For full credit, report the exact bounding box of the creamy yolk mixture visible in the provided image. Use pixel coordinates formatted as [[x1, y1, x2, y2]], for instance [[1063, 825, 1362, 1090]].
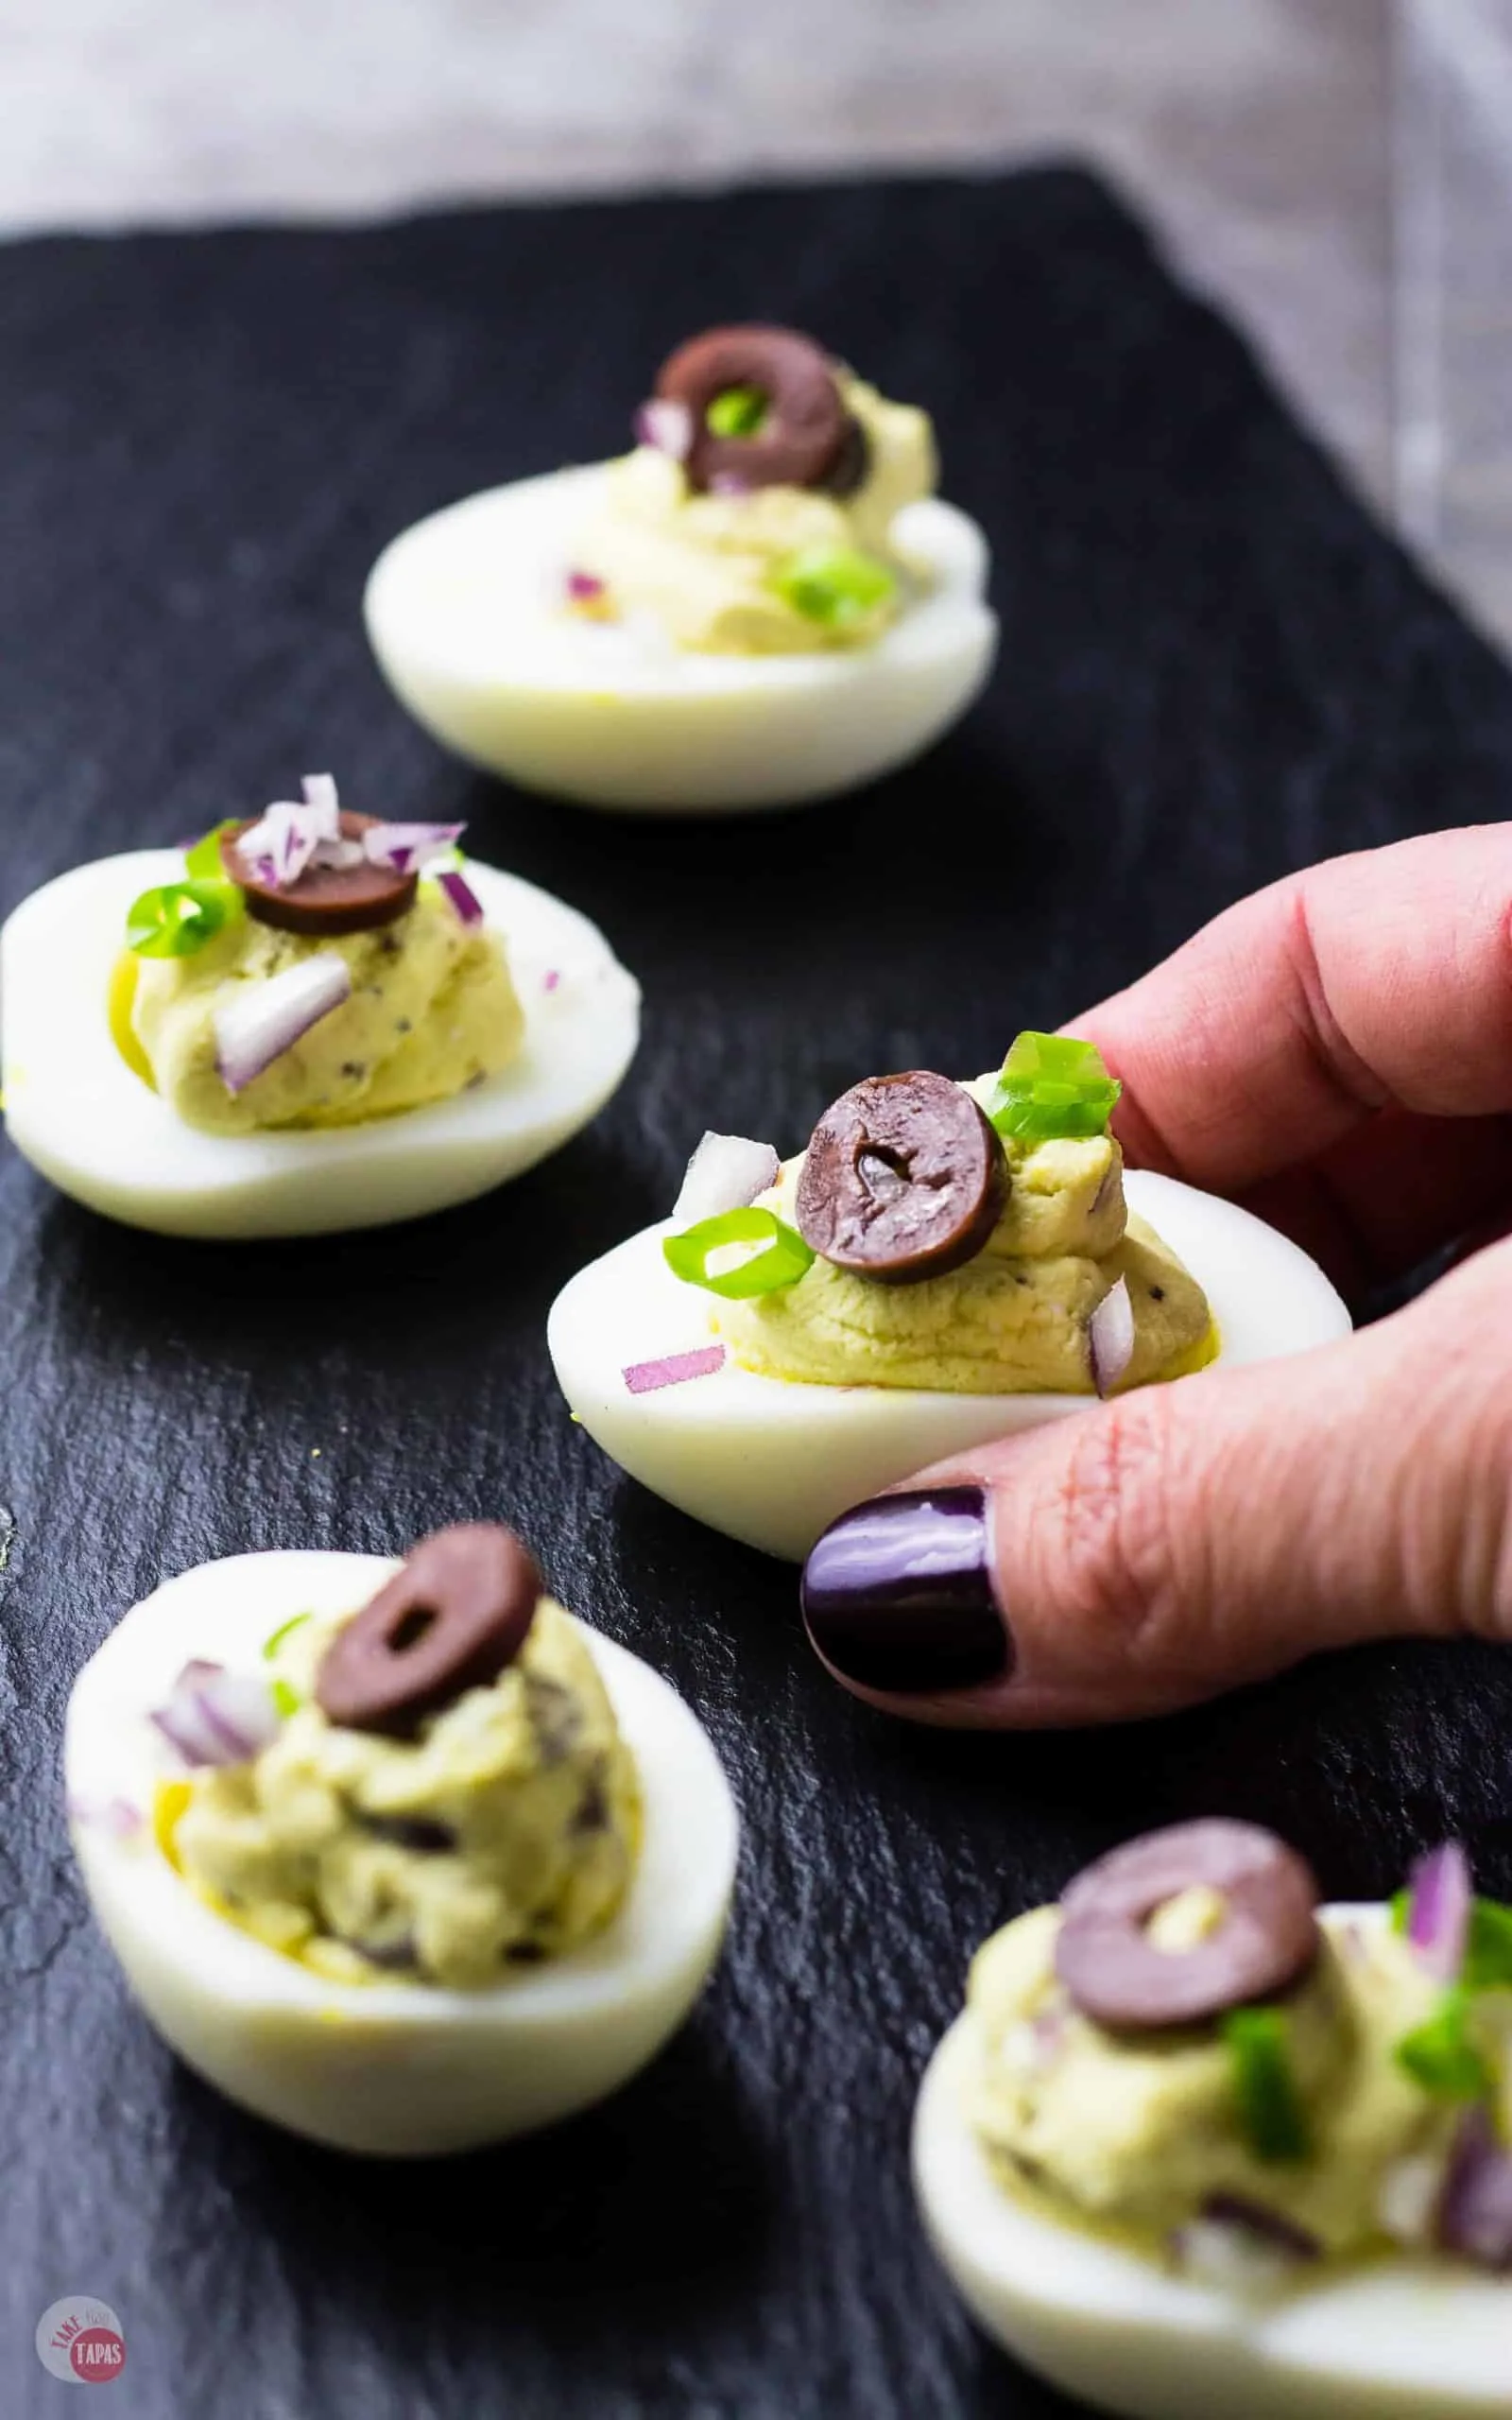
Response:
[[168, 1599, 640, 1990], [714, 1107, 1215, 1395], [115, 886, 524, 1135], [573, 376, 937, 655]]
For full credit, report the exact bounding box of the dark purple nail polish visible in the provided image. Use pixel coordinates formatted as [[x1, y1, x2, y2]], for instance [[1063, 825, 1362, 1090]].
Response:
[[800, 1485, 1010, 1694]]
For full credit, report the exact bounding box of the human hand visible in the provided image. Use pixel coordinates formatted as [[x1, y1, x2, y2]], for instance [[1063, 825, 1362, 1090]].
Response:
[[800, 826, 1512, 1725]]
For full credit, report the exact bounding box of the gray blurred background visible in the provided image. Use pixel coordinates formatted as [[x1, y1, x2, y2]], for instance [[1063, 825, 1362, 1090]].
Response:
[[6, 0, 1510, 646]]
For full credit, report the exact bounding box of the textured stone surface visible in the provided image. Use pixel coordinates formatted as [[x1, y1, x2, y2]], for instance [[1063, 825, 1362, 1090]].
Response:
[[12, 1, 1512, 646], [2, 169, 1510, 2420], [0, 1, 1395, 501]]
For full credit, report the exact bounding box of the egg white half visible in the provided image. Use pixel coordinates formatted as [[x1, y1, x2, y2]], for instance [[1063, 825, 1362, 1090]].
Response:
[[1, 849, 641, 1238], [912, 1909, 1508, 2420], [65, 1549, 738, 2156], [547, 1169, 1351, 1562], [363, 463, 998, 812]]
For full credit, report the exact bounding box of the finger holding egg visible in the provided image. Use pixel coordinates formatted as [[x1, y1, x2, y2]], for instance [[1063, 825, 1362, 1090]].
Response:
[[65, 1526, 738, 2155], [363, 323, 996, 812], [548, 1034, 1349, 1560], [1, 773, 641, 1238]]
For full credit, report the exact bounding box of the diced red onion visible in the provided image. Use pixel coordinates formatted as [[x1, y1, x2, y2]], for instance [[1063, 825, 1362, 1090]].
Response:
[[1378, 2152, 1447, 2246], [236, 799, 321, 890], [673, 1131, 781, 1222], [362, 821, 466, 875], [1089, 1276, 1135, 1396], [635, 397, 694, 460], [1438, 2106, 1512, 2270], [1405, 1840, 1473, 1980], [67, 1793, 144, 1839], [1172, 2199, 1318, 2293], [709, 470, 754, 496], [623, 1345, 727, 1395], [438, 869, 484, 927], [311, 836, 365, 872], [214, 953, 352, 1095], [1200, 2196, 1320, 2261], [1000, 2005, 1069, 2076], [301, 772, 340, 838], [542, 968, 561, 994], [565, 569, 607, 603], [149, 1660, 282, 1769]]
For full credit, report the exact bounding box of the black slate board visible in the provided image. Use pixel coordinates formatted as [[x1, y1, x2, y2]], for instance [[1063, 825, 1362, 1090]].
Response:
[[3, 167, 1511, 2420]]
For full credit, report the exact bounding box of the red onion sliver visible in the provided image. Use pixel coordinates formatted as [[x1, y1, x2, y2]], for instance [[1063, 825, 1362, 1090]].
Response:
[[311, 836, 365, 872], [635, 397, 694, 461], [301, 772, 340, 838], [1378, 2152, 1446, 2246], [1406, 1840, 1474, 1980], [236, 799, 322, 890], [150, 1661, 282, 1770], [438, 869, 484, 927], [623, 1345, 726, 1395], [542, 968, 561, 993], [1171, 2202, 1317, 2294], [673, 1131, 782, 1222], [67, 1793, 144, 1839], [1089, 1275, 1135, 1397], [362, 821, 466, 875], [1200, 2196, 1320, 2262], [214, 954, 352, 1096], [565, 569, 607, 603], [1438, 2105, 1512, 2270]]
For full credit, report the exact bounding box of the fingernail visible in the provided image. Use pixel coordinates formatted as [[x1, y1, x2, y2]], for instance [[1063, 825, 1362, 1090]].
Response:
[[800, 1485, 1011, 1694]]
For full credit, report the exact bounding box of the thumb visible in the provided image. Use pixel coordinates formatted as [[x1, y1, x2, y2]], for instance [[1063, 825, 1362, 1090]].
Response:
[[799, 1234, 1512, 1727]]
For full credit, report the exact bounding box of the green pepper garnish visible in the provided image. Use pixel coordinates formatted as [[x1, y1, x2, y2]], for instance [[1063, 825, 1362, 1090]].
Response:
[[262, 1612, 313, 1661], [1223, 2007, 1312, 2163], [988, 1031, 1122, 1144], [1396, 1986, 1493, 2101], [184, 820, 240, 881], [270, 1678, 302, 1719], [125, 879, 239, 959], [663, 1206, 816, 1300], [706, 384, 769, 439], [769, 544, 897, 630]]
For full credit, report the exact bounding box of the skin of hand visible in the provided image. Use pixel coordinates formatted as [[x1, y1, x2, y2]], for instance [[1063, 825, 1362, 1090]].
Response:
[[799, 825, 1512, 1726]]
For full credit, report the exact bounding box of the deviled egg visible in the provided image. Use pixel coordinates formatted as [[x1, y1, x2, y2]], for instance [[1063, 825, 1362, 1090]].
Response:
[[364, 323, 996, 811], [66, 1525, 738, 2154], [548, 1036, 1349, 1560], [1, 774, 640, 1237], [913, 1821, 1512, 2419]]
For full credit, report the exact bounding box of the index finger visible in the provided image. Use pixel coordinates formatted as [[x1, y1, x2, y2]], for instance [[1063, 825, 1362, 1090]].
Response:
[[1074, 824, 1512, 1192]]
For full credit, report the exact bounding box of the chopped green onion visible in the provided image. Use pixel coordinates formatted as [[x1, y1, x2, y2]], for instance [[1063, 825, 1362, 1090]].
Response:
[[663, 1206, 816, 1300], [1392, 1888, 1512, 1992], [184, 819, 240, 880], [988, 1030, 1123, 1143], [270, 1678, 302, 1719], [1396, 1986, 1493, 2101], [125, 879, 238, 959], [706, 383, 768, 439], [1466, 1898, 1512, 1991], [770, 544, 897, 630], [262, 1612, 313, 1661], [1223, 2007, 1312, 2163]]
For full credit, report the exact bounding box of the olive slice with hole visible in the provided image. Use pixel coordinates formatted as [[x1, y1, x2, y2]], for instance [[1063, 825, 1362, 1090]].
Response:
[[223, 810, 417, 937], [795, 1070, 1007, 1285], [654, 324, 856, 495], [1053, 1819, 1321, 2031], [316, 1524, 541, 1738]]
